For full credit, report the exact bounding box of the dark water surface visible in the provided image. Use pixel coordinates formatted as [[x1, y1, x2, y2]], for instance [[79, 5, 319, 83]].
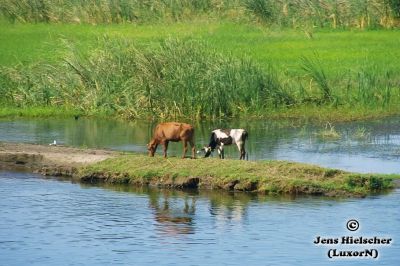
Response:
[[0, 171, 399, 266], [0, 116, 399, 173]]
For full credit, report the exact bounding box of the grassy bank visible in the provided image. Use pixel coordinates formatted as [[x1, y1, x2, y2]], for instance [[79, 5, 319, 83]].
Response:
[[1, 142, 398, 197], [3, 105, 400, 123], [0, 106, 83, 118], [79, 153, 398, 197], [1, 22, 400, 121]]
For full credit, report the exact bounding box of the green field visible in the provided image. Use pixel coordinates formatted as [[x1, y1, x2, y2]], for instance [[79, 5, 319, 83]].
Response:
[[1, 20, 400, 121], [2, 22, 399, 75]]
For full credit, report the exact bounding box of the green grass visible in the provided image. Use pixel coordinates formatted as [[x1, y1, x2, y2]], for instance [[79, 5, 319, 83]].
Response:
[[1, 21, 400, 121], [79, 153, 399, 197], [0, 106, 81, 118], [1, 22, 400, 77]]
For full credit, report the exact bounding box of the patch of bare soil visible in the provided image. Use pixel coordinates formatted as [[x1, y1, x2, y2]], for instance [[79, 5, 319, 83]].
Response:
[[0, 142, 117, 175]]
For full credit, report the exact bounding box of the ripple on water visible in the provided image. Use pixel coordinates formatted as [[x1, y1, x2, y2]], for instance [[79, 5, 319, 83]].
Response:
[[0, 171, 399, 266]]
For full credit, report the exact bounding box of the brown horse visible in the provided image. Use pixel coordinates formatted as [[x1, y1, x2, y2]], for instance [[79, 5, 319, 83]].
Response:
[[147, 122, 196, 158]]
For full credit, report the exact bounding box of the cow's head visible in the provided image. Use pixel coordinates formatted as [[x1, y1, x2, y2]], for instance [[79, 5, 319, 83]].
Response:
[[147, 139, 158, 157], [199, 146, 213, 158]]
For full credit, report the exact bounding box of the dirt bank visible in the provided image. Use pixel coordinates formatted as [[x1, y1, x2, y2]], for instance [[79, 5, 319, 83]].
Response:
[[0, 142, 116, 176]]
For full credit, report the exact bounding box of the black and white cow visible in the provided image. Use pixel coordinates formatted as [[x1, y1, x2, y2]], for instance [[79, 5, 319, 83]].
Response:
[[200, 129, 248, 160]]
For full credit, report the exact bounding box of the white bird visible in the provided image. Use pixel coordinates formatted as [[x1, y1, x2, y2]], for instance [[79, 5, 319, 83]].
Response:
[[49, 140, 57, 146]]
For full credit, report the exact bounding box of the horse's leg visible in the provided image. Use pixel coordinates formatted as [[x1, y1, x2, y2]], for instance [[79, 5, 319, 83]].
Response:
[[189, 139, 196, 159], [162, 141, 169, 158], [182, 140, 188, 159]]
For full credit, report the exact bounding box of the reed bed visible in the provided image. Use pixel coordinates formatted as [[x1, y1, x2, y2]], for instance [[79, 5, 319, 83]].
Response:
[[1, 0, 399, 29], [1, 35, 399, 120], [0, 38, 292, 119]]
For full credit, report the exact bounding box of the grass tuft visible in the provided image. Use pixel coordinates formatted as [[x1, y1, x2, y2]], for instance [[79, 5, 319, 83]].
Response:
[[315, 122, 341, 139]]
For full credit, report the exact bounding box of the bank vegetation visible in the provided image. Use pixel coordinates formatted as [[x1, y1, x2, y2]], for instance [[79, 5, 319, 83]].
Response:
[[1, 0, 400, 29], [1, 37, 399, 121]]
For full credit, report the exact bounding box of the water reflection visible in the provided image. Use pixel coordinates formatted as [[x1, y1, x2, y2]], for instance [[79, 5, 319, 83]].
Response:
[[1, 172, 399, 266], [148, 190, 196, 236], [208, 192, 250, 223], [0, 116, 399, 173], [93, 183, 348, 237]]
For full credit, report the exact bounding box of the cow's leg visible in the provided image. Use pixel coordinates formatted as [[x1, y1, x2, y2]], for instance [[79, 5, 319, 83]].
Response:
[[241, 145, 246, 160], [236, 142, 242, 159], [162, 141, 169, 158], [236, 141, 245, 160], [218, 144, 225, 159], [182, 140, 188, 159]]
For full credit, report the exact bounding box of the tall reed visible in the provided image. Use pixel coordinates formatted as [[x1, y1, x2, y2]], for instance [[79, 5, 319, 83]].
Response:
[[1, 36, 399, 120], [0, 37, 292, 119], [1, 0, 399, 29], [301, 55, 332, 103]]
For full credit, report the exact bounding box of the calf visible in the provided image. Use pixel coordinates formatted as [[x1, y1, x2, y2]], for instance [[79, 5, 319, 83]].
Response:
[[147, 122, 196, 159], [201, 129, 248, 160]]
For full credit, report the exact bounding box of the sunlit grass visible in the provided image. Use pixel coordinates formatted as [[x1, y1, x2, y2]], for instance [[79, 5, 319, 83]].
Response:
[[0, 106, 82, 118], [1, 22, 400, 77], [79, 153, 398, 196], [1, 21, 400, 121]]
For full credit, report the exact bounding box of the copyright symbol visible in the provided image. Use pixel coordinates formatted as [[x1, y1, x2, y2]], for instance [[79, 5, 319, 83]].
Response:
[[346, 219, 359, 231]]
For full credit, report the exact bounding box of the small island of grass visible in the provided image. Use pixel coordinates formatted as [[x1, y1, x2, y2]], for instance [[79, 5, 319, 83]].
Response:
[[1, 142, 398, 197]]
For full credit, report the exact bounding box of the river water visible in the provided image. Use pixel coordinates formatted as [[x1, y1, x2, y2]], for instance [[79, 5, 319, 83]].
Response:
[[0, 171, 399, 266], [0, 116, 399, 173], [0, 117, 399, 265]]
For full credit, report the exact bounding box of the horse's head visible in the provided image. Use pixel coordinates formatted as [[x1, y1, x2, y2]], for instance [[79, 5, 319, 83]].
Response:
[[147, 139, 158, 157]]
